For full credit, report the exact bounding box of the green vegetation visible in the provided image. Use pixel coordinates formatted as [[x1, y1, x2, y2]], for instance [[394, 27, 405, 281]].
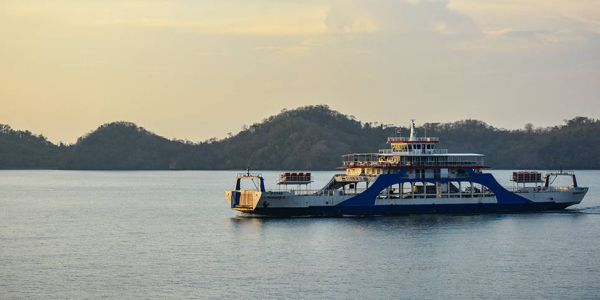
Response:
[[0, 124, 61, 169], [1, 106, 599, 170]]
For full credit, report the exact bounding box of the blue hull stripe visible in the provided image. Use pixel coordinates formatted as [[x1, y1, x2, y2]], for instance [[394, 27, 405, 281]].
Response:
[[340, 170, 532, 207]]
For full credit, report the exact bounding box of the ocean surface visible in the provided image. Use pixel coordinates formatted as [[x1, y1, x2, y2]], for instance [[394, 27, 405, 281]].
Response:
[[1, 170, 600, 299]]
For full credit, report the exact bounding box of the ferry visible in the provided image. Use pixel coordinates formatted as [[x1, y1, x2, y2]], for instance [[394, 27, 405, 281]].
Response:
[[225, 121, 588, 216]]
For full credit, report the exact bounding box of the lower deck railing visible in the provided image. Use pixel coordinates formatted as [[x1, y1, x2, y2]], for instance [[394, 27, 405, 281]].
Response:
[[269, 189, 496, 198], [376, 192, 495, 199]]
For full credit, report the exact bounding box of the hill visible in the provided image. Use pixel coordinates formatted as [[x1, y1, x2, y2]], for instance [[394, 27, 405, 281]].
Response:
[[61, 122, 192, 170], [0, 124, 60, 168], [1, 105, 599, 170]]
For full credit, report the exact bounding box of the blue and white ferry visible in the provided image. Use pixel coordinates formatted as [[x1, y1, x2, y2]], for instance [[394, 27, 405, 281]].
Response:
[[225, 121, 588, 216]]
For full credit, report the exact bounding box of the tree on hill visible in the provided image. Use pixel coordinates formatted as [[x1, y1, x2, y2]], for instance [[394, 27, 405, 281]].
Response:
[[61, 121, 192, 170], [0, 124, 59, 168]]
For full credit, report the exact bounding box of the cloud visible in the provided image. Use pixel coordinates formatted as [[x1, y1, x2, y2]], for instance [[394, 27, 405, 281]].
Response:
[[1, 0, 333, 37], [448, 0, 600, 37], [324, 1, 379, 33], [454, 29, 587, 53], [96, 18, 329, 36], [97, 1, 381, 37]]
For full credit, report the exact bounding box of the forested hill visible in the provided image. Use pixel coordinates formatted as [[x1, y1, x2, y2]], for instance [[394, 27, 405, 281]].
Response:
[[1, 105, 599, 170]]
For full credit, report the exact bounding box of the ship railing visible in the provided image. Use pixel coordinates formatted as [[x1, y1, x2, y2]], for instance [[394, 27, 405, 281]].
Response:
[[284, 189, 497, 198], [343, 161, 381, 167], [333, 174, 373, 182], [285, 188, 369, 196], [507, 185, 575, 193], [288, 189, 329, 196], [387, 137, 439, 143], [378, 149, 449, 154], [378, 191, 496, 199], [338, 188, 369, 195], [547, 186, 575, 192], [545, 186, 576, 192], [403, 161, 483, 167], [237, 172, 262, 178], [342, 161, 484, 167]]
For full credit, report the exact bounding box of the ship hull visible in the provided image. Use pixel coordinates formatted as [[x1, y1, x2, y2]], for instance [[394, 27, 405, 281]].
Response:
[[243, 202, 573, 217], [227, 171, 587, 217]]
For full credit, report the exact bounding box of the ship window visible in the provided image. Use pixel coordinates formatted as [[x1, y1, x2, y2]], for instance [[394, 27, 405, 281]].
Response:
[[391, 184, 401, 199], [377, 184, 401, 200], [401, 182, 411, 198], [425, 182, 436, 196], [472, 183, 483, 196], [466, 183, 495, 197], [238, 178, 263, 191], [481, 185, 495, 196], [454, 181, 470, 197], [448, 182, 461, 197]]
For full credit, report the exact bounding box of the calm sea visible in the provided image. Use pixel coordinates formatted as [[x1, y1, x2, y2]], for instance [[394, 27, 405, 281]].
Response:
[[1, 170, 600, 299]]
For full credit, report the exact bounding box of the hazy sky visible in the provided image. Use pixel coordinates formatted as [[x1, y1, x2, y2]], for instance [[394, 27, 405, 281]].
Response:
[[1, 0, 599, 143]]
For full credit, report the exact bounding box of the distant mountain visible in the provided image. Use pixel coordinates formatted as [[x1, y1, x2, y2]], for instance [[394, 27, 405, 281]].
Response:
[[1, 105, 599, 170], [0, 124, 60, 169], [203, 106, 391, 170], [61, 122, 192, 170]]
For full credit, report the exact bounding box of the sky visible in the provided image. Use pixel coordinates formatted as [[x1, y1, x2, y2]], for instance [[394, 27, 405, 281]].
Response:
[[1, 0, 599, 143]]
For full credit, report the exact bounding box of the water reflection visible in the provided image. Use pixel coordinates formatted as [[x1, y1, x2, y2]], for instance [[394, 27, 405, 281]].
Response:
[[228, 213, 503, 230], [228, 209, 593, 234], [574, 205, 600, 214]]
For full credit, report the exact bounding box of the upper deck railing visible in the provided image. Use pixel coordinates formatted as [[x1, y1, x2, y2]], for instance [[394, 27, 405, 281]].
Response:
[[236, 172, 262, 178], [342, 153, 485, 168], [379, 149, 449, 155], [387, 137, 439, 143], [343, 160, 484, 168]]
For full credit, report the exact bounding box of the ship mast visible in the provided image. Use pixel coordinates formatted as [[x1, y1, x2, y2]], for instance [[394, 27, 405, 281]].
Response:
[[409, 119, 416, 141]]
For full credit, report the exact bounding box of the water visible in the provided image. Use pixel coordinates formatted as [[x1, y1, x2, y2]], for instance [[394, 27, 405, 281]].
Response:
[[1, 170, 600, 299]]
